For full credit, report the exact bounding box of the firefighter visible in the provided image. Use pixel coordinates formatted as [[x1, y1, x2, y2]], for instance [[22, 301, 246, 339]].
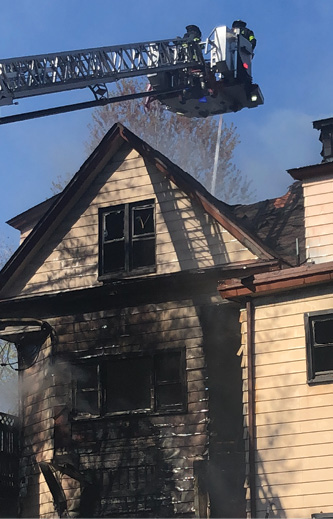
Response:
[[183, 24, 202, 43], [232, 20, 256, 98], [232, 20, 256, 51], [178, 24, 204, 103], [181, 25, 202, 60]]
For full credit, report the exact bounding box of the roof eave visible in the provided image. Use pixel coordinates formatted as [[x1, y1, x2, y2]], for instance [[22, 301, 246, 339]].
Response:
[[288, 161, 333, 181], [218, 260, 333, 300]]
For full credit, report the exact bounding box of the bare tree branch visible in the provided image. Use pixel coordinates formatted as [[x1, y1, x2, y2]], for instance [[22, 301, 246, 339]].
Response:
[[85, 78, 255, 203]]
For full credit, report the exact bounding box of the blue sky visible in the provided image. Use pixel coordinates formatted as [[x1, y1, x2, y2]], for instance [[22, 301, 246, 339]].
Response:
[[0, 0, 332, 252]]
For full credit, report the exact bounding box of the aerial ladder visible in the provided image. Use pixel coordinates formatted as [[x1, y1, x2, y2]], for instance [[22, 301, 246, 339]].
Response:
[[0, 25, 263, 124]]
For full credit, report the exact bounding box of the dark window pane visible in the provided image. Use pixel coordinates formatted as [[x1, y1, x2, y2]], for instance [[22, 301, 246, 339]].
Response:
[[156, 383, 183, 409], [155, 352, 183, 410], [131, 238, 155, 269], [77, 365, 99, 391], [104, 241, 125, 273], [314, 344, 333, 373], [105, 210, 124, 241], [76, 390, 99, 415], [155, 351, 181, 382], [132, 206, 154, 236], [314, 319, 333, 344], [106, 357, 151, 413], [75, 364, 99, 415]]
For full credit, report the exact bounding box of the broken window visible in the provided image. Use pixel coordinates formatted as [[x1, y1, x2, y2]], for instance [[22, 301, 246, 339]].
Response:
[[99, 200, 155, 278], [106, 357, 152, 413], [74, 363, 100, 416], [154, 351, 185, 411], [305, 311, 333, 383], [73, 350, 186, 416]]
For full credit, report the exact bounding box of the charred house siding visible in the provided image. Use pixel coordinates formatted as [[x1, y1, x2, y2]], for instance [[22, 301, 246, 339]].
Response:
[[6, 279, 245, 518]]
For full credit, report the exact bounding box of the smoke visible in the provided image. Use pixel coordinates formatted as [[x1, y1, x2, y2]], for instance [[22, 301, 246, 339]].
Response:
[[0, 341, 18, 414], [0, 370, 18, 414]]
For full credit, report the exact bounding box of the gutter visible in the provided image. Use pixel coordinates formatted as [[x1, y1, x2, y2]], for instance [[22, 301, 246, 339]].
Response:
[[246, 298, 256, 518]]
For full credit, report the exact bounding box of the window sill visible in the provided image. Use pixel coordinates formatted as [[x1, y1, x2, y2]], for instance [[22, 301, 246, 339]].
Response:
[[72, 406, 187, 421], [98, 266, 156, 282], [308, 372, 333, 385]]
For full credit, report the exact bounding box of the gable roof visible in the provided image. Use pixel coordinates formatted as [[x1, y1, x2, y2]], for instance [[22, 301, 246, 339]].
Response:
[[0, 122, 279, 294]]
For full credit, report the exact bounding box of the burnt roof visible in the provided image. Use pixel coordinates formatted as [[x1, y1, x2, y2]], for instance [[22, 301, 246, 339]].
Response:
[[231, 181, 305, 267]]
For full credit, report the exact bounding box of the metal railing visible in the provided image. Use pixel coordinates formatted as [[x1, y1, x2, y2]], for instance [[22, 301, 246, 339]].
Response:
[[0, 412, 19, 517]]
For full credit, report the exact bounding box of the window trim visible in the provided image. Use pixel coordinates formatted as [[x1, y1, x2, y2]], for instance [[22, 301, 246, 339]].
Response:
[[98, 199, 156, 280], [305, 310, 333, 384], [72, 350, 187, 418]]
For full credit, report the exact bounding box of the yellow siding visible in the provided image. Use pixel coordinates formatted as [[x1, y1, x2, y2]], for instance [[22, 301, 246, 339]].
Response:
[[242, 289, 333, 518], [8, 145, 256, 297], [304, 176, 333, 263], [20, 229, 32, 244]]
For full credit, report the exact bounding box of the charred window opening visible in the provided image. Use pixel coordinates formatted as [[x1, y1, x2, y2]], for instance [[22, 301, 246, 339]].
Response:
[[305, 311, 333, 383], [99, 200, 155, 278], [103, 208, 125, 273], [155, 351, 185, 411], [75, 363, 100, 416], [73, 350, 186, 416], [106, 357, 152, 413], [106, 465, 156, 495]]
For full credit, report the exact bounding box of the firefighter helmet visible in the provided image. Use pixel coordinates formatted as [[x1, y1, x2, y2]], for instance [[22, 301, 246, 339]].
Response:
[[232, 20, 247, 29]]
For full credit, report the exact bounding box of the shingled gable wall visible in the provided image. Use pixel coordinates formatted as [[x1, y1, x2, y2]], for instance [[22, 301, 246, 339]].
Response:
[[0, 125, 276, 518], [2, 143, 258, 300]]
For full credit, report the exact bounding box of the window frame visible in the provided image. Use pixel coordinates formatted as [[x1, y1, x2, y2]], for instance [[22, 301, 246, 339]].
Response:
[[72, 361, 102, 417], [72, 350, 187, 418], [98, 199, 156, 280], [305, 310, 333, 384]]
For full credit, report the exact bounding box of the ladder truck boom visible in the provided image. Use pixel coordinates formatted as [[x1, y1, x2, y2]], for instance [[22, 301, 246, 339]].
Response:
[[0, 38, 204, 106], [0, 25, 263, 123]]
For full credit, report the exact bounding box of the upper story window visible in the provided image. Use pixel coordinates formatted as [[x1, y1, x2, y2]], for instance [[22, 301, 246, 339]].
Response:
[[305, 310, 333, 383], [99, 199, 155, 279], [73, 350, 186, 417]]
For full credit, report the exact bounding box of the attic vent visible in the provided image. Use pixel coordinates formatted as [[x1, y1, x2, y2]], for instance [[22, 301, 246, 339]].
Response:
[[313, 117, 333, 163]]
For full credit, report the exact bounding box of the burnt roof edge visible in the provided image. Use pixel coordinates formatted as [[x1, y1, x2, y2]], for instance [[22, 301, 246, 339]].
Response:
[[218, 260, 333, 300]]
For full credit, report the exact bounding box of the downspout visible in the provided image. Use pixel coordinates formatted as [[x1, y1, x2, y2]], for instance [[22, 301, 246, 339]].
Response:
[[246, 298, 256, 518]]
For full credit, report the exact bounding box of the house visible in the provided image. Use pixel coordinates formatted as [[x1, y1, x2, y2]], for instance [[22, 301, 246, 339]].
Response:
[[218, 117, 333, 519], [0, 121, 302, 518]]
